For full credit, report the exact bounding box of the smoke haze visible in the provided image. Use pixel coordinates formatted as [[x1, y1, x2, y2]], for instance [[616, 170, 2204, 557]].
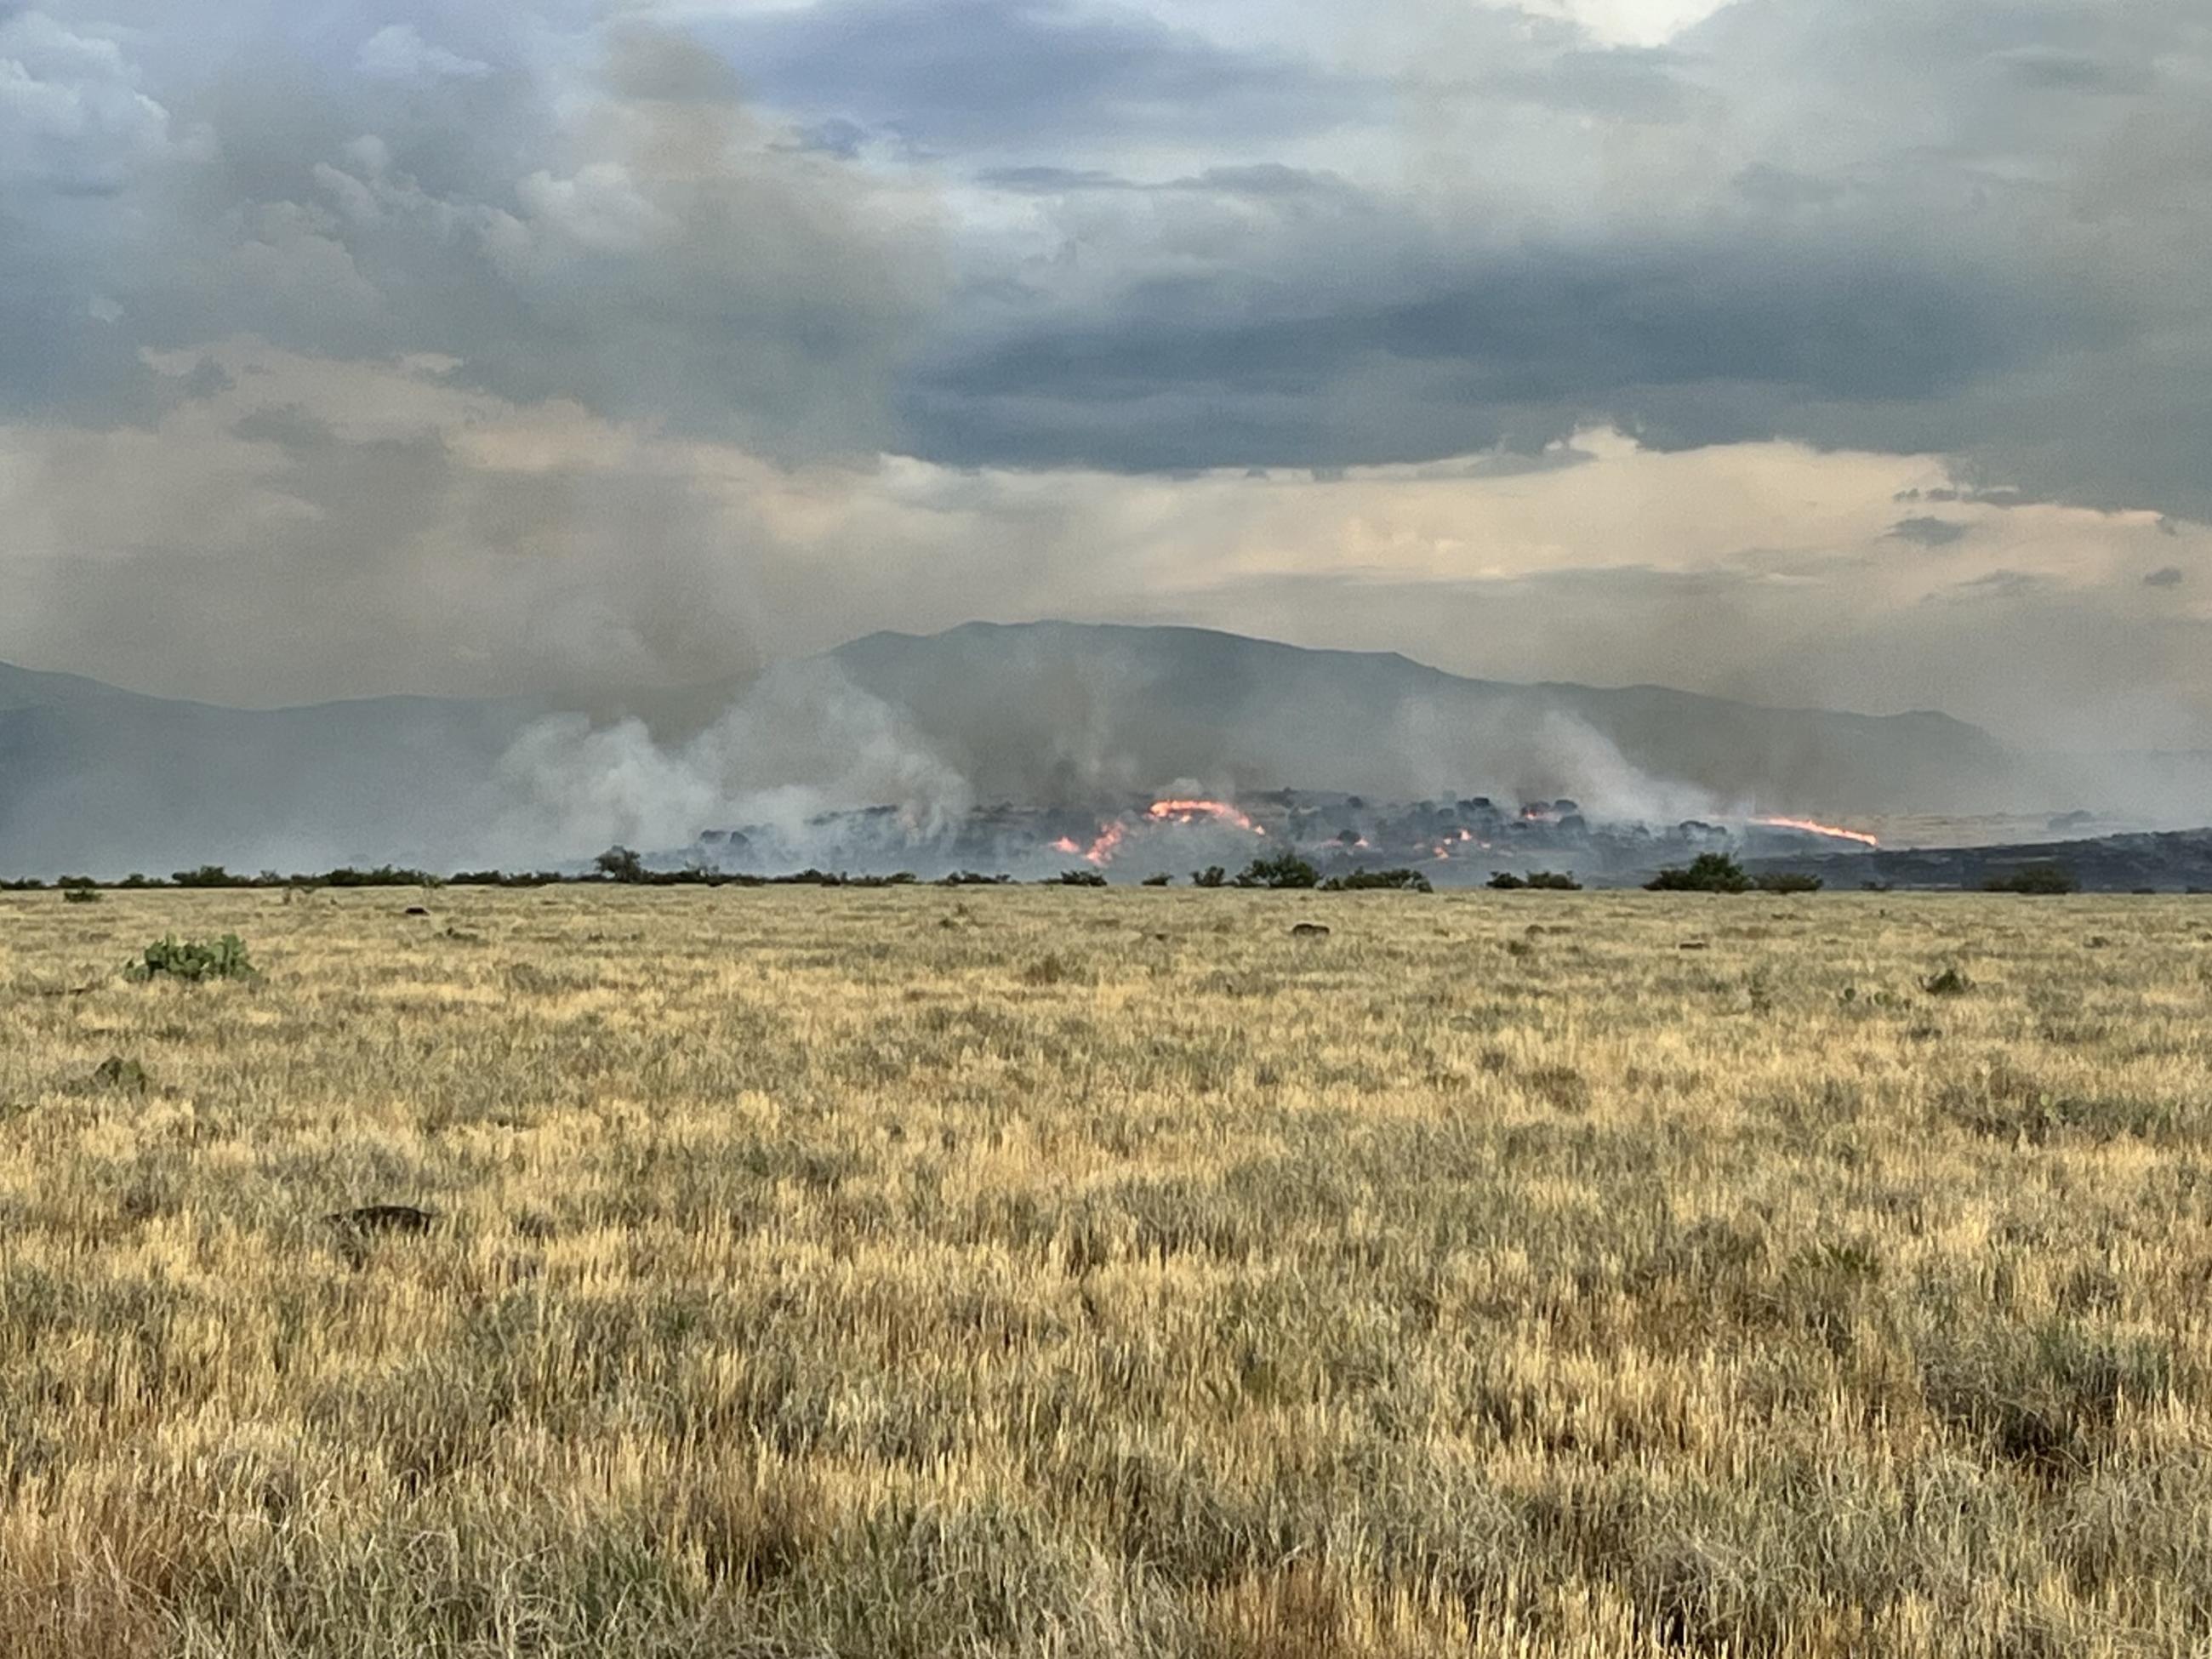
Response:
[[3, 0, 2209, 852]]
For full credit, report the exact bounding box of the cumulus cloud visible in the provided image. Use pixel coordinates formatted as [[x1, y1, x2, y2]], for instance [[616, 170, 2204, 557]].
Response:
[[1, 0, 2209, 783], [356, 24, 493, 85]]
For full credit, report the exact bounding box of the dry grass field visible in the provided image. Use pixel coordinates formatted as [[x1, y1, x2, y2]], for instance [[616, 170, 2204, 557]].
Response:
[[4, 887, 2212, 1657]]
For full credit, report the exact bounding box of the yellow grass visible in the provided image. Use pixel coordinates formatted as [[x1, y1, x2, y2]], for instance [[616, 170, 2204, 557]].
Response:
[[3, 886, 2210, 1656]]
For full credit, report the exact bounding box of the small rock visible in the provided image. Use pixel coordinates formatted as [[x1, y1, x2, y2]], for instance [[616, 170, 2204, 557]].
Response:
[[404, 906, 430, 917], [324, 1204, 436, 1235], [1678, 940, 1710, 951], [1290, 922, 1331, 939]]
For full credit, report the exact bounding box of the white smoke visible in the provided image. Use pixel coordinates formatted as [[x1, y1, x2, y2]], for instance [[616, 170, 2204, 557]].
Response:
[[1382, 696, 1725, 823], [487, 659, 974, 867]]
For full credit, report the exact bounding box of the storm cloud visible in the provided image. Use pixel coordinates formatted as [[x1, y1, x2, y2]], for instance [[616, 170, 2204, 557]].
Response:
[[1, 0, 2209, 761]]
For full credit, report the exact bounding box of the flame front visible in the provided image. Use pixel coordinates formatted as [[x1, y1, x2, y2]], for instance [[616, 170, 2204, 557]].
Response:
[[1757, 816, 1880, 848], [1147, 799, 1265, 835], [1050, 798, 1265, 868]]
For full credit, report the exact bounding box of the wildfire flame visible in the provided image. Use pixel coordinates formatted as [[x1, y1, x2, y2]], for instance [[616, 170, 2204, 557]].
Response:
[[1757, 816, 1880, 848], [1051, 798, 1268, 868], [1147, 799, 1265, 835], [1051, 822, 1128, 865]]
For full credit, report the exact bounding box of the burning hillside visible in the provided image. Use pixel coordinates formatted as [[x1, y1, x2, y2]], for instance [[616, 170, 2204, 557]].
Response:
[[682, 790, 1885, 887]]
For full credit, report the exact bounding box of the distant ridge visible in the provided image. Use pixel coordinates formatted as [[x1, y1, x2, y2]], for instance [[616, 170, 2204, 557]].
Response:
[[0, 620, 2046, 875], [823, 619, 2024, 812]]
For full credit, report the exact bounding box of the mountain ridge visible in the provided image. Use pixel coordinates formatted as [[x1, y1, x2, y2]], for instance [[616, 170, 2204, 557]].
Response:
[[0, 620, 2069, 875]]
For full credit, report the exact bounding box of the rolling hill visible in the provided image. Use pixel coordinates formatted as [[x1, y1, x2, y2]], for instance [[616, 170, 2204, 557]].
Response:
[[0, 622, 2051, 875]]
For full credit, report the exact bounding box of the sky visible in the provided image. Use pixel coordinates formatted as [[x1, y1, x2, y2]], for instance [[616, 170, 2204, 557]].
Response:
[[1, 0, 2208, 750]]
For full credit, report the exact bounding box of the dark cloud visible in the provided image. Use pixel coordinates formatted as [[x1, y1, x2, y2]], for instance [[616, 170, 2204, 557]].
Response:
[[2144, 566, 2185, 589], [0, 10, 942, 456], [902, 229, 2091, 470], [1989, 47, 2154, 95], [856, 0, 2207, 517], [1889, 516, 1971, 547], [3, 0, 2211, 753], [704, 0, 1377, 149]]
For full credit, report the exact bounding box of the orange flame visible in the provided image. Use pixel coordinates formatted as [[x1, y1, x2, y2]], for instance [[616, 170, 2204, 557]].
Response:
[[1052, 822, 1127, 865], [1756, 816, 1879, 847], [1052, 799, 1267, 868], [1081, 821, 1126, 864], [1147, 798, 1265, 835]]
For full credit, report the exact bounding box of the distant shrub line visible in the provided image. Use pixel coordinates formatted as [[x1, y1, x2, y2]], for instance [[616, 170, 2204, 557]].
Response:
[[0, 848, 2141, 895], [1644, 853, 1827, 894]]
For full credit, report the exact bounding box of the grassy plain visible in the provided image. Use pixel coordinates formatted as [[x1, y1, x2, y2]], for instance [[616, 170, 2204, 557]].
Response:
[[3, 886, 2211, 1656]]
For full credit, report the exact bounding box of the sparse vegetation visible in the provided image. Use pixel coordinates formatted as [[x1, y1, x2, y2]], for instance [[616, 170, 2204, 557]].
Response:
[[1488, 868, 1583, 891], [1755, 870, 1826, 893], [1055, 868, 1108, 887], [3, 887, 2210, 1656], [1646, 851, 1754, 892], [128, 932, 257, 982], [1320, 867, 1433, 892], [1191, 865, 1228, 888], [1234, 850, 1320, 888], [1987, 863, 2081, 894], [592, 845, 649, 883]]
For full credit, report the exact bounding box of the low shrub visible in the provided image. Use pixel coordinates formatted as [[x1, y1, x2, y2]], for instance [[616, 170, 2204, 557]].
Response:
[[593, 847, 649, 883], [1754, 871, 1826, 893], [1646, 853, 1753, 893], [132, 934, 256, 983], [1235, 852, 1320, 890], [1322, 869, 1433, 892], [1986, 864, 2079, 894]]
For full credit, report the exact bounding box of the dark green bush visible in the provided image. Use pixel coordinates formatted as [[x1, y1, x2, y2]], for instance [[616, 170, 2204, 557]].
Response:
[[133, 934, 256, 983], [1754, 871, 1825, 893], [1234, 852, 1320, 889], [1142, 873, 1173, 887], [1191, 866, 1228, 889], [1646, 853, 1752, 893], [1487, 871, 1527, 890], [322, 865, 445, 888], [1321, 868, 1433, 892], [61, 886, 100, 904], [1985, 864, 2078, 894], [1056, 869, 1108, 887], [593, 847, 649, 883]]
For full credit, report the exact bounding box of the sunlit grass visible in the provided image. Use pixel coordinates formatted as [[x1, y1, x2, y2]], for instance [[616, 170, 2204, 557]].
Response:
[[3, 886, 2209, 1656]]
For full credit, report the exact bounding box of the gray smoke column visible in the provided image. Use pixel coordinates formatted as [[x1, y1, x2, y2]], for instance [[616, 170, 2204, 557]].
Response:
[[486, 659, 975, 867]]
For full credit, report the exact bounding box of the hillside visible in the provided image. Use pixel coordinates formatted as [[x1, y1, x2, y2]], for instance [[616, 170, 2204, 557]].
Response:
[[825, 622, 2028, 815], [0, 622, 2043, 875]]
